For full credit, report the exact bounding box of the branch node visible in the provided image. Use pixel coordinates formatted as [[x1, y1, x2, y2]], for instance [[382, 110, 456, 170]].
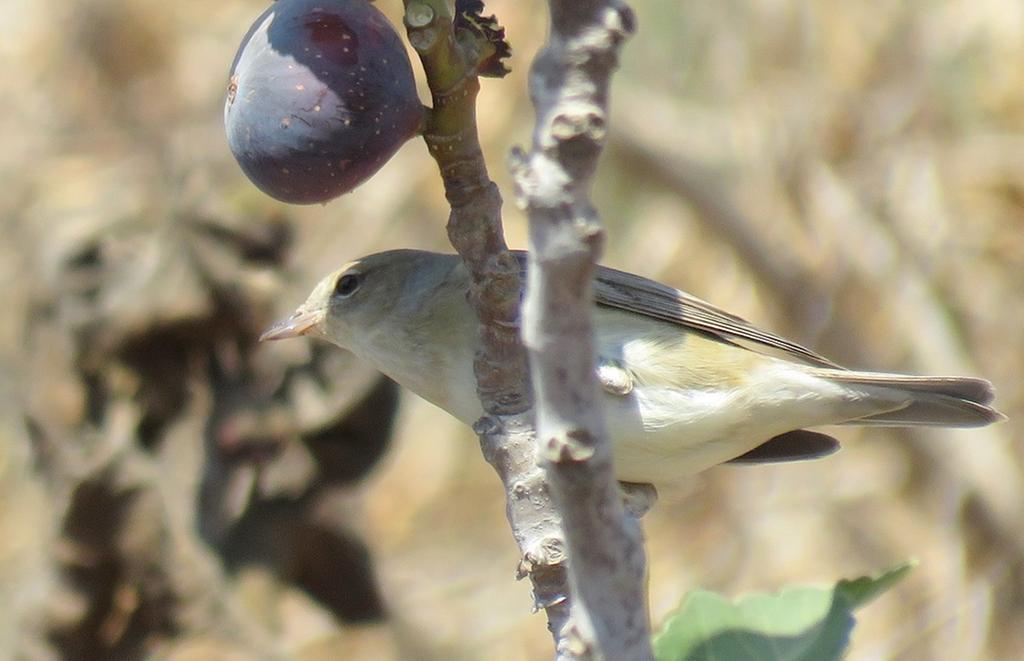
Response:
[[511, 479, 530, 498], [602, 4, 637, 40], [619, 482, 659, 519], [472, 415, 500, 437], [577, 216, 604, 249], [519, 536, 568, 580], [558, 620, 593, 659], [542, 429, 597, 463], [597, 360, 633, 395], [534, 593, 568, 612], [507, 145, 529, 176], [549, 107, 607, 145], [404, 2, 435, 29], [407, 27, 437, 52]]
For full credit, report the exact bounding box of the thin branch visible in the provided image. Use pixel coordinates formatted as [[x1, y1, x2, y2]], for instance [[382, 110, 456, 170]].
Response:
[[401, 0, 574, 648], [511, 1, 653, 659]]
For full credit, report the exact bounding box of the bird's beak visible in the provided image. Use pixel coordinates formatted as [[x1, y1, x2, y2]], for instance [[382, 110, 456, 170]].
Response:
[[259, 307, 323, 341]]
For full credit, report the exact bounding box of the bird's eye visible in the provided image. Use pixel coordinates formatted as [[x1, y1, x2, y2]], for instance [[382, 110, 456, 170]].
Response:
[[334, 273, 360, 298]]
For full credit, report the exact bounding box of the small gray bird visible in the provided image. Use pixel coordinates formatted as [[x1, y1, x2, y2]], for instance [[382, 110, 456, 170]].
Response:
[[262, 249, 1004, 485]]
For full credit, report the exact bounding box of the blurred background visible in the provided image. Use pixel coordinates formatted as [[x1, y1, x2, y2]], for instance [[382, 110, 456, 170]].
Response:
[[1, 0, 1022, 659]]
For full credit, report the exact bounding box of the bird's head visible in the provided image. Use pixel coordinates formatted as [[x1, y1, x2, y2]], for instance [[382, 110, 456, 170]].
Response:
[[260, 249, 461, 352]]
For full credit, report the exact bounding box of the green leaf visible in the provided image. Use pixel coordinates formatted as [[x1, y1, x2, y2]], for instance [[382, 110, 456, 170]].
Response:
[[652, 562, 915, 661], [835, 561, 916, 608]]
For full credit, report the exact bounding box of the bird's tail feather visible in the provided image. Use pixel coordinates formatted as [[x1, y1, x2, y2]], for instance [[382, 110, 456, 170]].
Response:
[[808, 369, 1005, 428]]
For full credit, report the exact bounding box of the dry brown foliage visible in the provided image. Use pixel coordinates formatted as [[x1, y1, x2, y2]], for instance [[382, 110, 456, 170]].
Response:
[[1, 1, 1021, 659]]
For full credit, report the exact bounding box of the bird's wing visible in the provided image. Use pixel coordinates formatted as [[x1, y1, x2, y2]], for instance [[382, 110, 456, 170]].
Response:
[[511, 251, 840, 368]]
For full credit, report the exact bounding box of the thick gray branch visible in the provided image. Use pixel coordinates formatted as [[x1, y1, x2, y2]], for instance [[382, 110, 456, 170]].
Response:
[[512, 1, 652, 659]]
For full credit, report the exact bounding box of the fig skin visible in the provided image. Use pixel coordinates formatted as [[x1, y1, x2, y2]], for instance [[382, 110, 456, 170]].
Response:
[[225, 0, 423, 204]]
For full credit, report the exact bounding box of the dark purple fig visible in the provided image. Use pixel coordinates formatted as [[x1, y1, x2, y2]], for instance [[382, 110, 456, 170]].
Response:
[[225, 0, 424, 204]]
